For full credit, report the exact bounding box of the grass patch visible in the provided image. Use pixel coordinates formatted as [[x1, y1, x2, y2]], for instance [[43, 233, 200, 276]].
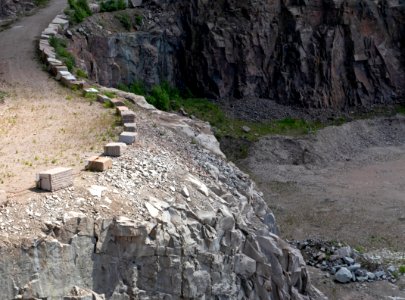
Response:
[[66, 0, 92, 23], [103, 91, 116, 98], [76, 68, 88, 78], [115, 13, 131, 30], [100, 0, 127, 12], [397, 104, 405, 115], [0, 90, 8, 103], [49, 36, 75, 71], [135, 15, 143, 26], [103, 101, 114, 109], [34, 0, 49, 7]]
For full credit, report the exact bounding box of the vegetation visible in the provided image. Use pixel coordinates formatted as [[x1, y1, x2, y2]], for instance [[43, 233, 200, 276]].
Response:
[[34, 0, 49, 7], [66, 0, 92, 23], [100, 0, 127, 12], [115, 13, 131, 30], [118, 81, 324, 142], [49, 37, 75, 71], [135, 15, 143, 26], [0, 90, 8, 103], [397, 104, 405, 115], [76, 68, 88, 78]]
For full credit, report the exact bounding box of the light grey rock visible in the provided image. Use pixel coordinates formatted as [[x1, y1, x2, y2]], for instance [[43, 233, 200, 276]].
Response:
[[335, 267, 353, 283], [343, 256, 355, 265], [348, 263, 361, 271]]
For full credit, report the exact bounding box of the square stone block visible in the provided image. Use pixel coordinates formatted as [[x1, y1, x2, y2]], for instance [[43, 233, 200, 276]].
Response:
[[116, 106, 129, 116], [97, 94, 110, 103], [86, 156, 113, 172], [37, 167, 73, 191], [110, 98, 126, 107], [121, 110, 136, 123], [119, 132, 138, 145], [104, 142, 127, 157], [124, 123, 136, 132]]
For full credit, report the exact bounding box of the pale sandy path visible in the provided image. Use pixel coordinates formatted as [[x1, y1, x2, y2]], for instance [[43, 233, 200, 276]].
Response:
[[0, 1, 117, 193]]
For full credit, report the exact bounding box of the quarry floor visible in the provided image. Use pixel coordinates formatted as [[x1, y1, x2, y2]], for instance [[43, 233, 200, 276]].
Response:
[[237, 115, 405, 299]]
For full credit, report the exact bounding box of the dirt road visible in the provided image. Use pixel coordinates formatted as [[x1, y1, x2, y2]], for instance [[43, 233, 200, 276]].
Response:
[[0, 0, 117, 192], [0, 0, 66, 88]]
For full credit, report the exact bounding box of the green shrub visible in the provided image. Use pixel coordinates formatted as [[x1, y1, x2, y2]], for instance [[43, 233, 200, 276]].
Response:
[[115, 13, 131, 30], [100, 0, 126, 12], [67, 0, 92, 23], [400, 265, 405, 275], [49, 36, 76, 71], [135, 15, 143, 26], [76, 68, 88, 78]]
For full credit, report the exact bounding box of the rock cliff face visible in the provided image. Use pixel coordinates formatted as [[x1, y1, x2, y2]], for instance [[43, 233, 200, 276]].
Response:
[[71, 0, 405, 109]]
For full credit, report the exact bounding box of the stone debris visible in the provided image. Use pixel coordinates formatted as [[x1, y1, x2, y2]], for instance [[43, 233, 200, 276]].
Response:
[[87, 185, 107, 198], [83, 87, 99, 95], [86, 156, 113, 172], [104, 142, 127, 157], [291, 239, 404, 284], [36, 167, 73, 191], [119, 132, 138, 145], [123, 122, 136, 132]]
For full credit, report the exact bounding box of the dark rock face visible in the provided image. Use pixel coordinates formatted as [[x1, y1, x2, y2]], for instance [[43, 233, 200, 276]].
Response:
[[0, 0, 37, 19], [72, 0, 405, 109]]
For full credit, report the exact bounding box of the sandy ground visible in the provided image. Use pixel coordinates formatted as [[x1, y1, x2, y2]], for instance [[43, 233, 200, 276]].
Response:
[[0, 0, 117, 193]]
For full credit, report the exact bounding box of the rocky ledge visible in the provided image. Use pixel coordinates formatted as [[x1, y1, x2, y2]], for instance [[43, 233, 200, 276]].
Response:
[[0, 87, 325, 299]]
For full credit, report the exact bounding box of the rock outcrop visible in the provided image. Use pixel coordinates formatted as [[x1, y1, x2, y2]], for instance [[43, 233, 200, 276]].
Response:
[[0, 0, 37, 21], [70, 0, 405, 109]]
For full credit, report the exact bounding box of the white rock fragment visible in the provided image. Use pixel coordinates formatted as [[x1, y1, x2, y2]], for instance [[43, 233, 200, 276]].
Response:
[[88, 185, 107, 197]]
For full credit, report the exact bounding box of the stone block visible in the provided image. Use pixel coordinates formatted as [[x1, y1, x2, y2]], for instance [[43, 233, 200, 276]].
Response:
[[97, 94, 110, 103], [86, 156, 113, 172], [124, 123, 136, 132], [56, 70, 74, 81], [121, 110, 136, 123], [37, 167, 73, 191], [119, 132, 138, 145], [110, 98, 126, 107], [116, 106, 129, 115], [104, 142, 127, 157]]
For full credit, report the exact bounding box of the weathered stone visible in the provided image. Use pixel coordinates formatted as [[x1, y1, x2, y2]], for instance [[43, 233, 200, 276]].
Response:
[[120, 110, 136, 123], [123, 123, 136, 132], [86, 156, 113, 172], [116, 106, 128, 116], [104, 142, 127, 157], [119, 132, 138, 145], [234, 253, 256, 277], [37, 167, 73, 191], [110, 98, 125, 107], [0, 190, 7, 203], [335, 267, 352, 283]]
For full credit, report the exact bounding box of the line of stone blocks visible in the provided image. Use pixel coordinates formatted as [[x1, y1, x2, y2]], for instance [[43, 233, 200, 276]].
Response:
[[36, 167, 73, 192], [86, 156, 113, 172], [119, 132, 138, 145], [104, 142, 127, 157], [97, 94, 110, 103]]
